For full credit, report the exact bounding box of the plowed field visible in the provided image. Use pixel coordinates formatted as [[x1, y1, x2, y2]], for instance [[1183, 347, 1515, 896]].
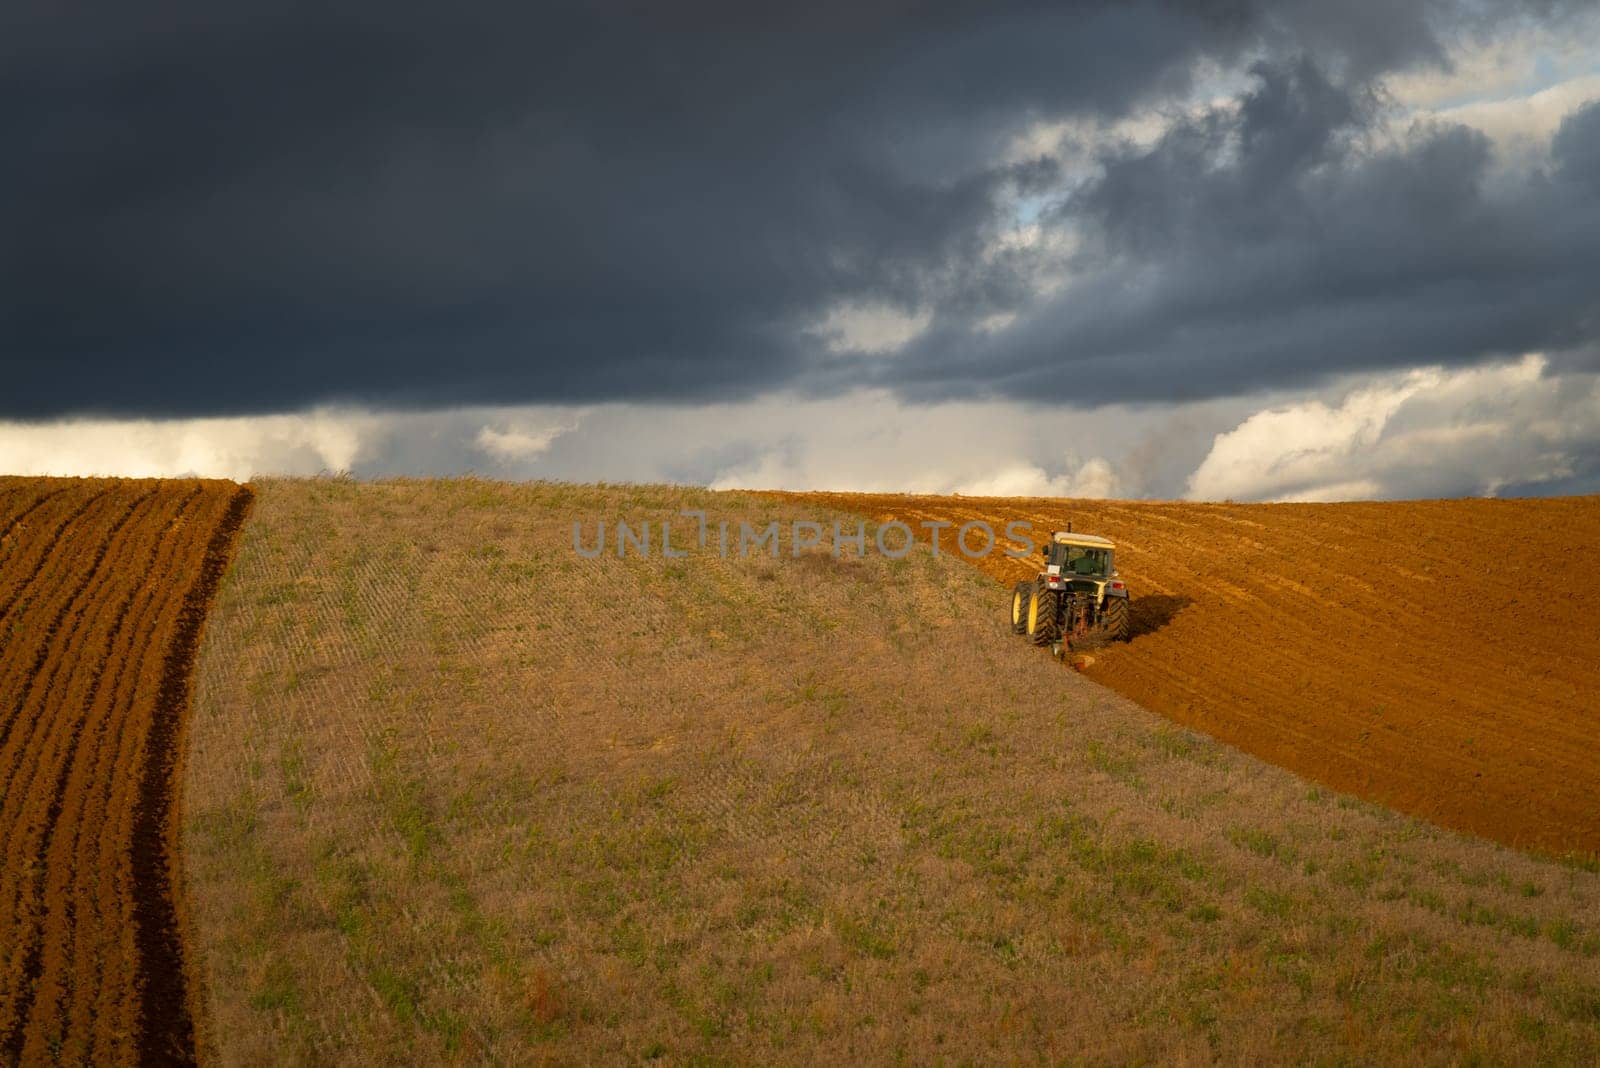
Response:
[[775, 492, 1600, 856], [0, 476, 252, 1064]]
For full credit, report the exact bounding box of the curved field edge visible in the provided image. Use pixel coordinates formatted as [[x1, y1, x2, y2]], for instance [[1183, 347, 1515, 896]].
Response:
[[0, 476, 253, 1064], [770, 491, 1600, 858], [184, 478, 1600, 1064]]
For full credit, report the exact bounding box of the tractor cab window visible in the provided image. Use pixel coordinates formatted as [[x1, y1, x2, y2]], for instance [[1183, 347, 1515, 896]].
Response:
[[1053, 545, 1111, 576]]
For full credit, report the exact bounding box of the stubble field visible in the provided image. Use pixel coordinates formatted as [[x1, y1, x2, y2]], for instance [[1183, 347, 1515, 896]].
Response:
[[180, 479, 1600, 1064], [775, 492, 1600, 858], [0, 476, 252, 1064]]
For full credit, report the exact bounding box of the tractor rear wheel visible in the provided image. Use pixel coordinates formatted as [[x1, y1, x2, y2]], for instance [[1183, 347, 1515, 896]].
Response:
[[1105, 597, 1131, 642], [1010, 581, 1031, 634], [1027, 583, 1060, 646]]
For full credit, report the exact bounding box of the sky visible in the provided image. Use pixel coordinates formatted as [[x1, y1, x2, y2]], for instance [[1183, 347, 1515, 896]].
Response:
[[4, 1, 1600, 501]]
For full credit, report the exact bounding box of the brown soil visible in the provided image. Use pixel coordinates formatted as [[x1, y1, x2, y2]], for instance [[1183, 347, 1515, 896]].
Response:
[[0, 476, 252, 1064], [772, 492, 1600, 856]]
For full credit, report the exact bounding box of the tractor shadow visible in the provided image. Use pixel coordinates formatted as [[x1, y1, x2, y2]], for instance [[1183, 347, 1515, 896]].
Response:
[[1129, 594, 1193, 640]]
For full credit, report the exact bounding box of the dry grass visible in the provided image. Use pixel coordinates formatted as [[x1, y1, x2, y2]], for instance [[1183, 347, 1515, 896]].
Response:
[[184, 479, 1600, 1064]]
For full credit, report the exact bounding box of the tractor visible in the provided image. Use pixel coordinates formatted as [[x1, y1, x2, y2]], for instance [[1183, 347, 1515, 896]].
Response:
[[1009, 529, 1131, 648]]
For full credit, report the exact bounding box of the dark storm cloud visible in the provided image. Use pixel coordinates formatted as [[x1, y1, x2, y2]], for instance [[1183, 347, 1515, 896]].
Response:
[[0, 0, 1595, 417], [893, 57, 1600, 405]]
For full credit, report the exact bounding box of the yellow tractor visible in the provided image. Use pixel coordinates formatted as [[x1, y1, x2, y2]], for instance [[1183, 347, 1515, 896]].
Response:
[[1009, 529, 1131, 648]]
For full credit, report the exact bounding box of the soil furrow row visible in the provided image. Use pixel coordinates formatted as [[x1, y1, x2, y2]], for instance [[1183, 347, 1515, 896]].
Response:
[[0, 486, 163, 1049], [131, 484, 253, 1065], [0, 484, 109, 623], [60, 494, 212, 1065], [0, 477, 252, 1066], [6, 486, 205, 1064]]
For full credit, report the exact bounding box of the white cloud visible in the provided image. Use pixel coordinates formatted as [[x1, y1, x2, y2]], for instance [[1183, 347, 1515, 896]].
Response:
[[1185, 371, 1440, 501], [1373, 15, 1600, 174], [1394, 72, 1600, 172], [1187, 355, 1600, 501], [1272, 479, 1385, 504], [1384, 18, 1600, 111], [474, 418, 575, 461], [812, 302, 932, 355], [0, 405, 582, 480], [1002, 61, 1251, 172], [0, 408, 377, 480], [695, 393, 1157, 497], [947, 457, 1118, 499]]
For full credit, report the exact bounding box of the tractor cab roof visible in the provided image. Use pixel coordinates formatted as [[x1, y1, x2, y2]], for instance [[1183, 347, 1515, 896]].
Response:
[[1051, 532, 1115, 549]]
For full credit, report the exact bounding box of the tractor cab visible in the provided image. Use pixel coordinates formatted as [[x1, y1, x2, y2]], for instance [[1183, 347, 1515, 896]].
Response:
[[1046, 541, 1112, 578], [1041, 532, 1120, 599]]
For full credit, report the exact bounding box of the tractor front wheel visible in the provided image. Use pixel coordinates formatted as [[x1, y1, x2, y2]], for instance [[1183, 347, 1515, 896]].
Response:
[[1027, 583, 1060, 646], [1010, 582, 1031, 634], [1105, 597, 1131, 642]]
